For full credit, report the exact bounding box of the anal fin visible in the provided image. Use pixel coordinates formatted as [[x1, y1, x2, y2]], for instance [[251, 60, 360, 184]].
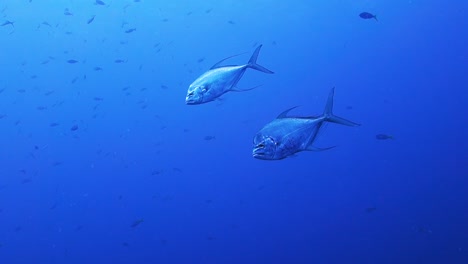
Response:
[[306, 146, 335, 152], [230, 85, 262, 92]]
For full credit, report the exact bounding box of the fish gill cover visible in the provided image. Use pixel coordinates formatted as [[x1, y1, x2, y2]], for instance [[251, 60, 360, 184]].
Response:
[[0, 0, 467, 264]]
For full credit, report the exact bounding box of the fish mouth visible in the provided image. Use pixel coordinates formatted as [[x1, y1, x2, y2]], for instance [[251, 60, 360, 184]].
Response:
[[252, 148, 268, 159], [185, 98, 197, 105]]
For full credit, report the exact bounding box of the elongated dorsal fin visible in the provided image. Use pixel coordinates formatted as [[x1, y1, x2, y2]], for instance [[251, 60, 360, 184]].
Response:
[[277, 106, 299, 119], [210, 52, 248, 69]]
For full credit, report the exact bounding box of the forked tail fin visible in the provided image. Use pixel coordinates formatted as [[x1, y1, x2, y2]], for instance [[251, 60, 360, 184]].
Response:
[[323, 87, 360, 127], [247, 45, 274, 74]]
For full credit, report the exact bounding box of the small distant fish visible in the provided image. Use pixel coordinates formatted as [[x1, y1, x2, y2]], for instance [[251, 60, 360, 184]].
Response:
[[49, 122, 60, 127], [93, 66, 103, 71], [36, 106, 47, 111], [49, 202, 58, 210], [1, 20, 14, 27], [160, 85, 168, 90], [93, 97, 104, 101], [64, 8, 73, 16], [416, 226, 433, 234], [114, 59, 127, 63], [359, 12, 378, 21], [375, 134, 394, 140], [205, 8, 213, 13], [131, 219, 144, 228], [151, 170, 163, 176], [21, 178, 32, 184], [227, 20, 235, 25], [95, 0, 106, 5], [67, 59, 78, 64], [125, 28, 136, 33], [70, 125, 78, 131], [87, 15, 96, 24], [204, 135, 216, 141], [365, 207, 377, 213], [41, 21, 52, 27], [52, 161, 63, 166], [197, 57, 205, 63]]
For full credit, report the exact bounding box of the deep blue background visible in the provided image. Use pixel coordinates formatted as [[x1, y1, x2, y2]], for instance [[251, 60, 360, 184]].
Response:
[[1, 0, 467, 263]]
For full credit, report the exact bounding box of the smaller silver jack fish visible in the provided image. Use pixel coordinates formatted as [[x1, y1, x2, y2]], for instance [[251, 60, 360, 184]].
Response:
[[186, 45, 273, 105], [253, 88, 360, 160]]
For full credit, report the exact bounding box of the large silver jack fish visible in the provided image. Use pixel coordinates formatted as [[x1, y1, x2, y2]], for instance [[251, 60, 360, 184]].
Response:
[[253, 88, 360, 160], [185, 45, 273, 105]]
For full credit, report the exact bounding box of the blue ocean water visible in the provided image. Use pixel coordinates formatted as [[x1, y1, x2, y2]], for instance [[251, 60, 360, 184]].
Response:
[[1, 0, 467, 263]]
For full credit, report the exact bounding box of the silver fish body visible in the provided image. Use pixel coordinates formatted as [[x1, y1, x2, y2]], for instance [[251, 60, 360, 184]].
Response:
[[253, 88, 360, 160], [186, 45, 273, 105]]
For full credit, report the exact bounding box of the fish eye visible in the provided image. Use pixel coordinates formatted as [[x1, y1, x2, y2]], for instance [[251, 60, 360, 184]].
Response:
[[266, 136, 278, 146], [187, 91, 194, 96], [257, 143, 265, 148]]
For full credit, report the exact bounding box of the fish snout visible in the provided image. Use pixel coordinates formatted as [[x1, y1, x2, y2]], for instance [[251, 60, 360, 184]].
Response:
[[185, 91, 198, 105], [252, 135, 277, 160], [252, 142, 269, 159]]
